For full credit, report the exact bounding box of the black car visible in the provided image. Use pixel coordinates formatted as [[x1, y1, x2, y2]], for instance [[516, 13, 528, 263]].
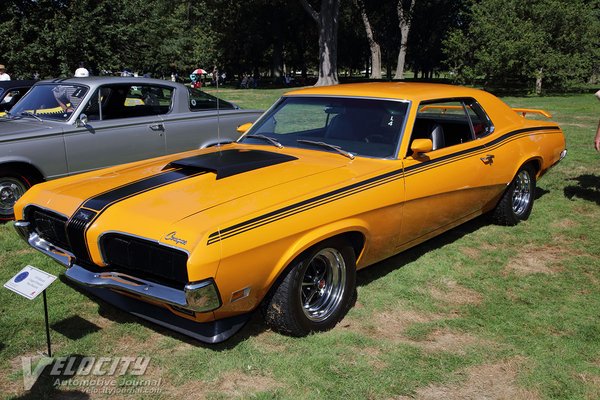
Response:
[[0, 80, 36, 113]]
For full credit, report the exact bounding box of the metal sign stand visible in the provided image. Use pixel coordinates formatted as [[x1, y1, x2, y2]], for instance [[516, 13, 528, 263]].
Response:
[[4, 265, 57, 358], [43, 290, 52, 357]]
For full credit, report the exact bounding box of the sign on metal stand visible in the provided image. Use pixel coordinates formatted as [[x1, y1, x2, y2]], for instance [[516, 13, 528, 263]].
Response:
[[4, 265, 57, 357]]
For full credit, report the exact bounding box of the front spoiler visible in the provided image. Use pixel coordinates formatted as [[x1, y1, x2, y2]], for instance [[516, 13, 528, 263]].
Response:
[[79, 285, 250, 344]]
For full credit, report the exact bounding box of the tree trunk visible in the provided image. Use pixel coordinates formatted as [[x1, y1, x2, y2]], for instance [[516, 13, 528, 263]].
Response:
[[535, 68, 543, 95], [355, 0, 381, 79], [394, 0, 416, 80], [300, 0, 340, 86]]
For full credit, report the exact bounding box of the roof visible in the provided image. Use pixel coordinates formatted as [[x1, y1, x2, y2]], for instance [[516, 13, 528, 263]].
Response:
[[35, 76, 186, 89], [284, 82, 492, 103]]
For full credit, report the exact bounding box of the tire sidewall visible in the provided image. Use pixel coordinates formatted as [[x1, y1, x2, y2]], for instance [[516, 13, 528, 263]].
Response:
[[0, 169, 32, 221], [287, 238, 357, 334], [509, 164, 536, 222]]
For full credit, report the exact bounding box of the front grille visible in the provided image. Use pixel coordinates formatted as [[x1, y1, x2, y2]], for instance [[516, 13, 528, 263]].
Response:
[[26, 207, 71, 251], [101, 234, 189, 288]]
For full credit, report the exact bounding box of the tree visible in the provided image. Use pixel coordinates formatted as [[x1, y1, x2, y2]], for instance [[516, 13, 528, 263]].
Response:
[[393, 0, 416, 80], [300, 0, 341, 86], [444, 0, 600, 93], [407, 0, 464, 79], [354, 0, 381, 79]]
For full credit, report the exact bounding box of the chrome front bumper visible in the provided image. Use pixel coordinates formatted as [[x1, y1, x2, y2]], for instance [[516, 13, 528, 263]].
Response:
[[15, 221, 221, 313]]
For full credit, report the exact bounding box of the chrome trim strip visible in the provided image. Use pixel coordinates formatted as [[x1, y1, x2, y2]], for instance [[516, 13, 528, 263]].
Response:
[[65, 265, 190, 308], [27, 231, 75, 267]]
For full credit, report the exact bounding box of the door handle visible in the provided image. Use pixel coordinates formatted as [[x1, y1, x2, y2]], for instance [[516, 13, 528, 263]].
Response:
[[149, 123, 164, 131], [480, 154, 494, 164]]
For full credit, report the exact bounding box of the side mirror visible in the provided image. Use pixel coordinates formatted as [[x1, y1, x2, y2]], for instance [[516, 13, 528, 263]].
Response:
[[76, 113, 89, 127], [410, 138, 433, 157], [236, 122, 252, 134]]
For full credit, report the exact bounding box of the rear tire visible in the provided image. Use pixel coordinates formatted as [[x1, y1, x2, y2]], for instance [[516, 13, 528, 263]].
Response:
[[492, 164, 536, 226], [0, 168, 34, 221], [262, 238, 357, 336]]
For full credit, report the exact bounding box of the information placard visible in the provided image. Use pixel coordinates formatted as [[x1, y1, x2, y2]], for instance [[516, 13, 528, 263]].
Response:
[[4, 265, 57, 300]]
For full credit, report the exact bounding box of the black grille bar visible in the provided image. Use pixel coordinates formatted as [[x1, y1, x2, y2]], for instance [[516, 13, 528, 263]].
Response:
[[66, 209, 98, 263]]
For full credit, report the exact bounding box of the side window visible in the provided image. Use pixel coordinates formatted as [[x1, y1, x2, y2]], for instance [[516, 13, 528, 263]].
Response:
[[188, 88, 234, 111], [82, 85, 173, 120], [464, 100, 494, 138], [410, 98, 490, 154]]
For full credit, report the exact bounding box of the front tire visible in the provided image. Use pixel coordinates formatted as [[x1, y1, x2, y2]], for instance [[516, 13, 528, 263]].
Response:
[[0, 170, 33, 221], [262, 238, 357, 336], [492, 164, 536, 226]]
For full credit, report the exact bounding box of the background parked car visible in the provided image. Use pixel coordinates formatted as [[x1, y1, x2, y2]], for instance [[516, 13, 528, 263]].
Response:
[[0, 80, 36, 115], [0, 77, 263, 220]]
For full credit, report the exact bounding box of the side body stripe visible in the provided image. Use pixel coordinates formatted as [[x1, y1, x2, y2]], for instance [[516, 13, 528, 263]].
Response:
[[207, 125, 561, 244]]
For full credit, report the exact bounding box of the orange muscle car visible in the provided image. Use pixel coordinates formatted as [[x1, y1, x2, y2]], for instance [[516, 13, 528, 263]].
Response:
[[14, 83, 566, 343]]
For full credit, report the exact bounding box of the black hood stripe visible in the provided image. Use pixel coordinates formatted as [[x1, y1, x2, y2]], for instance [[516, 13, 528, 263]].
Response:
[[67, 168, 207, 262], [83, 169, 205, 212], [207, 126, 561, 244]]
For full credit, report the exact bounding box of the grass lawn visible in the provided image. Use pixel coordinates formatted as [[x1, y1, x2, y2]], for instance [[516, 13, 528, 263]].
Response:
[[1, 88, 599, 399]]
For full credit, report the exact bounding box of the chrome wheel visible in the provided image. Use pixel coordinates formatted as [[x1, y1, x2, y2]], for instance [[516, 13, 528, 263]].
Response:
[[0, 177, 27, 218], [300, 248, 347, 322], [511, 170, 532, 216]]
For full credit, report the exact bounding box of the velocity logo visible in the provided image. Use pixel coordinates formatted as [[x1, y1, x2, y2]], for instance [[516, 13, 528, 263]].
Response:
[[21, 356, 152, 391]]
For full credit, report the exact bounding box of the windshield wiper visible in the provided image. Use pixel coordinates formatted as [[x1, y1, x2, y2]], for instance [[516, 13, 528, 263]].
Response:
[[20, 111, 43, 122], [297, 139, 355, 160], [245, 134, 284, 148]]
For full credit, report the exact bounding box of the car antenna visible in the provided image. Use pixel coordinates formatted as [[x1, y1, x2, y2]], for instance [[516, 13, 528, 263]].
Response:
[[216, 69, 221, 154]]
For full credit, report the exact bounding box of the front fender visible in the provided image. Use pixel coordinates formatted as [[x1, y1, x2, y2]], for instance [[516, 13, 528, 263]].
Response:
[[212, 218, 369, 319]]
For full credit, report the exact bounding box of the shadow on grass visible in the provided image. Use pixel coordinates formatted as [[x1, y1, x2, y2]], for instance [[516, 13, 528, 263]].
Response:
[[535, 187, 550, 200], [51, 316, 101, 340], [564, 174, 600, 205], [357, 214, 489, 288], [13, 354, 90, 400]]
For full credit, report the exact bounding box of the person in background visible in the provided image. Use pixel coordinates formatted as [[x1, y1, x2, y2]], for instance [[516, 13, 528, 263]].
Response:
[[0, 64, 11, 81], [594, 90, 600, 152], [74, 62, 89, 77]]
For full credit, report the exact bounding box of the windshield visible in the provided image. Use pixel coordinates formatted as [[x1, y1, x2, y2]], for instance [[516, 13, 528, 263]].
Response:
[[9, 84, 89, 121], [240, 96, 409, 158]]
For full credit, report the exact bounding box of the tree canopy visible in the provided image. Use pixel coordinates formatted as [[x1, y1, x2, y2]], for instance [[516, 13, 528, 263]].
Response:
[[0, 0, 597, 91]]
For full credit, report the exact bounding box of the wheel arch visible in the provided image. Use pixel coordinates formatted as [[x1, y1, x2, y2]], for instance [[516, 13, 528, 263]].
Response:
[[521, 157, 542, 178], [261, 221, 368, 303], [0, 160, 45, 183]]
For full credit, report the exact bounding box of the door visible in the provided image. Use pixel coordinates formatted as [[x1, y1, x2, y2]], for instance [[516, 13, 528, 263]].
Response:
[[397, 99, 497, 250], [63, 84, 170, 174]]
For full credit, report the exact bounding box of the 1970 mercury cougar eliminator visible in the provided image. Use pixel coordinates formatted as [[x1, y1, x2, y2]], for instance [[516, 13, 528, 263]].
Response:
[[14, 83, 566, 343], [0, 77, 262, 220]]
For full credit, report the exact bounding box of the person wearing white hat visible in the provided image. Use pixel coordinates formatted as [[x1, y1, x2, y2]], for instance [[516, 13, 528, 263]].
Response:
[[74, 62, 89, 78], [0, 64, 11, 81]]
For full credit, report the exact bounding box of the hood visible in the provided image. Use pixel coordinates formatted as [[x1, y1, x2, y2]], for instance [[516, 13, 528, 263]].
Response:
[[0, 117, 62, 142]]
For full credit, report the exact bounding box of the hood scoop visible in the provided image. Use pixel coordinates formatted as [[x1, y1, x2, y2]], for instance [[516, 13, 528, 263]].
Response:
[[166, 149, 297, 179]]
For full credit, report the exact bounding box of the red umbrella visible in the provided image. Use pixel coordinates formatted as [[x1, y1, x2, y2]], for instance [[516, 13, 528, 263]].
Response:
[[192, 68, 207, 75]]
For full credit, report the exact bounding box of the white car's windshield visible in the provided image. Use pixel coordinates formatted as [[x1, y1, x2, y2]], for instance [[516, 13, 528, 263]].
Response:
[[241, 96, 409, 158], [9, 84, 88, 121]]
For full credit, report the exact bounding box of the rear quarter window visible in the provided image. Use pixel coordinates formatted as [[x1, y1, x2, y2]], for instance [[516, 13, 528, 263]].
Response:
[[188, 88, 235, 111]]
